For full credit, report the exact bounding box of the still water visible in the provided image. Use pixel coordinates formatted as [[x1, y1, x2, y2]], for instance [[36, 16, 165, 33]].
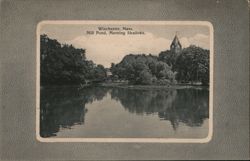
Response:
[[40, 86, 209, 138]]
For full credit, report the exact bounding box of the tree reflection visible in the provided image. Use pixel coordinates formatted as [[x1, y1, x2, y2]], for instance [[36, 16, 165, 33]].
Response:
[[111, 88, 177, 114], [40, 86, 109, 137], [40, 86, 209, 137], [158, 89, 209, 129], [110, 88, 209, 130]]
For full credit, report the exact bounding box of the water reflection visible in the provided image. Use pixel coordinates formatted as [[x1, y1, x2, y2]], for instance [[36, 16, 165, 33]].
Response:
[[111, 89, 177, 114], [40, 86, 209, 138], [40, 86, 109, 137], [158, 89, 209, 130]]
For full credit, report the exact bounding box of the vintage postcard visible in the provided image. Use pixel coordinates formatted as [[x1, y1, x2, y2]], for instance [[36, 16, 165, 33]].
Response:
[[36, 21, 213, 143]]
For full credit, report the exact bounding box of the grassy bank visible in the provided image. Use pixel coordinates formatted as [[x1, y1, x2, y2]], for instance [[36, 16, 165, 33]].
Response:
[[41, 83, 209, 91], [99, 83, 208, 90]]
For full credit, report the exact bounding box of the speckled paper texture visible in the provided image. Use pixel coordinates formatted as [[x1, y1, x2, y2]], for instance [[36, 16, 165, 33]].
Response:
[[0, 0, 249, 160]]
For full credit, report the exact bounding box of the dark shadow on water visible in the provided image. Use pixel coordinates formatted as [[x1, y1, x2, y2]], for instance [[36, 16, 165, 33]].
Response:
[[40, 86, 109, 137], [158, 89, 209, 130], [110, 88, 209, 130], [40, 86, 209, 137]]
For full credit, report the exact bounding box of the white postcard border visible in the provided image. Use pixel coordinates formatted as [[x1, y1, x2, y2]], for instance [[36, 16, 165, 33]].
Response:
[[36, 21, 214, 143]]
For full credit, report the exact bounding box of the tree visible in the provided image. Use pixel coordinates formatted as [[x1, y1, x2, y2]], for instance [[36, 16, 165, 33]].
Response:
[[110, 54, 176, 85], [138, 70, 153, 85], [40, 34, 107, 86], [175, 45, 209, 85], [158, 50, 176, 69], [93, 64, 106, 82]]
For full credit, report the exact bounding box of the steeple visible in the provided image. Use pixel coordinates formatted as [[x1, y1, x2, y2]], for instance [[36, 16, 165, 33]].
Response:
[[170, 33, 182, 54]]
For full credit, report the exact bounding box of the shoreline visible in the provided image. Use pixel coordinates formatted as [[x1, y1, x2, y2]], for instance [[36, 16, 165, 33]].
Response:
[[40, 83, 209, 90], [98, 83, 209, 90]]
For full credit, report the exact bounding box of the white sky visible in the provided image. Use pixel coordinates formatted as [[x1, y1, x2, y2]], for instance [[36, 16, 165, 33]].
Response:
[[41, 24, 210, 67]]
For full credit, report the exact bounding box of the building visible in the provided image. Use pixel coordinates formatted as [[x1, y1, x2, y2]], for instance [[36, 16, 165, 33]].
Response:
[[170, 34, 182, 54], [106, 69, 112, 77]]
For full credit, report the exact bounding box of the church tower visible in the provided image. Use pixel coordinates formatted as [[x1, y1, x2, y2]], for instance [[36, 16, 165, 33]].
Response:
[[170, 34, 182, 54]]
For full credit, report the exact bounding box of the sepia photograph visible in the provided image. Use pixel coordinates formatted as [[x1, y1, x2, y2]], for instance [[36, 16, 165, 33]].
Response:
[[1, 0, 249, 160], [36, 21, 213, 142]]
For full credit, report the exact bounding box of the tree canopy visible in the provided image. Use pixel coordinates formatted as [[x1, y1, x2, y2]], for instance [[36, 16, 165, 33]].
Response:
[[110, 54, 176, 85], [158, 45, 209, 85], [175, 45, 209, 85], [40, 34, 106, 86], [110, 45, 209, 86], [40, 34, 210, 86]]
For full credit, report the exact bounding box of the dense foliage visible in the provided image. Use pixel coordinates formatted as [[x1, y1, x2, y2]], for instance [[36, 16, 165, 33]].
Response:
[[159, 45, 209, 85], [41, 34, 209, 86], [158, 50, 178, 69], [111, 45, 209, 86], [110, 54, 177, 85], [40, 34, 106, 86], [176, 46, 209, 85]]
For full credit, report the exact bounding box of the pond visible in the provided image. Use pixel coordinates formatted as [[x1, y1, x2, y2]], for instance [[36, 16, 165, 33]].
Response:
[[40, 86, 209, 138]]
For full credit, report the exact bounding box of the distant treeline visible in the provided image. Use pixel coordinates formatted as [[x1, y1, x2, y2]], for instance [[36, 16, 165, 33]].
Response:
[[111, 54, 176, 85], [40, 34, 209, 86], [111, 45, 209, 85], [40, 34, 106, 86]]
